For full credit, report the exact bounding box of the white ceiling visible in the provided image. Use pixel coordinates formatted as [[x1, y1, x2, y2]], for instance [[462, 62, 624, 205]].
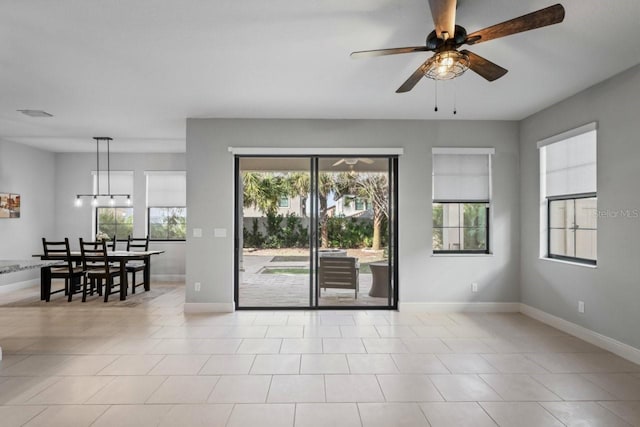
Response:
[[1, 0, 638, 153]]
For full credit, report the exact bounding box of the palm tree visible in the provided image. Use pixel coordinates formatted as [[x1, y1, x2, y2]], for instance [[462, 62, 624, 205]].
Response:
[[242, 172, 287, 215], [343, 172, 389, 250]]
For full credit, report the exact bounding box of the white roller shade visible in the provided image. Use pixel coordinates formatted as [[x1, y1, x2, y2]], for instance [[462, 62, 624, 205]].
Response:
[[92, 171, 134, 196], [543, 129, 596, 197], [432, 152, 491, 201], [146, 171, 186, 206]]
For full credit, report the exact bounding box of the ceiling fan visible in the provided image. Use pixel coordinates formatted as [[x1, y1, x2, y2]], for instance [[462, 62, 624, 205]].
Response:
[[332, 158, 375, 167], [351, 1, 565, 93]]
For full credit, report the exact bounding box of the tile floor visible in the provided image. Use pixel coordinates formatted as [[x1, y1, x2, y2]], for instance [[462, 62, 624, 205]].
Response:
[[0, 283, 639, 426]]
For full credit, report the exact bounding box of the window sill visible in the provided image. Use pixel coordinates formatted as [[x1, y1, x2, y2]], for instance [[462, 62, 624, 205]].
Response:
[[539, 257, 597, 269], [432, 253, 494, 258]]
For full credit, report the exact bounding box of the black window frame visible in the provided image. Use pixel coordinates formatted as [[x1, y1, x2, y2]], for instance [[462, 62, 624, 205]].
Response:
[[95, 206, 134, 240], [147, 206, 187, 241], [547, 193, 597, 265], [432, 200, 490, 254]]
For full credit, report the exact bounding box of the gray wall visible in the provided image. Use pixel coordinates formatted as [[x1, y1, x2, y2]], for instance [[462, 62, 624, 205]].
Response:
[[0, 139, 56, 286], [520, 64, 640, 349], [186, 119, 520, 306], [54, 152, 186, 278]]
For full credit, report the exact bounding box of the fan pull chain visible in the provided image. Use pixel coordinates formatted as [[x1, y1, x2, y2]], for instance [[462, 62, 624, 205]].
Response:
[[453, 80, 457, 115], [434, 80, 438, 112]]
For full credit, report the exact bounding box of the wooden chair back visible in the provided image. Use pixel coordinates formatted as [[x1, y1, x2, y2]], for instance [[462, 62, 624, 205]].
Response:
[[79, 238, 110, 275], [127, 235, 149, 252], [109, 236, 128, 251], [42, 237, 73, 275]]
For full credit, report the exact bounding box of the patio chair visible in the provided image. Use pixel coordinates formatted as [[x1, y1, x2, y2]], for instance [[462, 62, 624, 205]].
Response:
[[318, 256, 359, 299]]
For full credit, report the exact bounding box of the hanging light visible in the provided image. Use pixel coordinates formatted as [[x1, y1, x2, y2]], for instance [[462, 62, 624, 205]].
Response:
[[75, 137, 131, 207]]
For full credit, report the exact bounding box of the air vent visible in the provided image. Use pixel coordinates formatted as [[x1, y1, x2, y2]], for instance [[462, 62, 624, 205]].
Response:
[[17, 109, 53, 118]]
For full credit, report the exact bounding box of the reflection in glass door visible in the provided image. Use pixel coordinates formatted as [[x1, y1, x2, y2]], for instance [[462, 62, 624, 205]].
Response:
[[234, 156, 397, 309]]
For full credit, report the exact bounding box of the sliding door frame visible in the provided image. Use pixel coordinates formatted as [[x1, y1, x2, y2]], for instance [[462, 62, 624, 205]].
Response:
[[234, 154, 398, 310]]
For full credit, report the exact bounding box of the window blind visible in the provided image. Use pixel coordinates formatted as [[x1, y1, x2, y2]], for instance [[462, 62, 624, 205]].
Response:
[[542, 129, 596, 197], [432, 151, 491, 201], [146, 171, 186, 206]]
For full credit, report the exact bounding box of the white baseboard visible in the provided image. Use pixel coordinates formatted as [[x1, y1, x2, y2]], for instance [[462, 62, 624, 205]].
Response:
[[184, 302, 235, 313], [398, 302, 521, 313], [0, 278, 39, 293], [151, 274, 185, 282], [520, 304, 640, 366]]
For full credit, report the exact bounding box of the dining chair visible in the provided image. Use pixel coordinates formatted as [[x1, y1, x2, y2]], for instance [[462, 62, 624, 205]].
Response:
[[79, 238, 121, 302], [42, 238, 85, 302], [126, 235, 149, 294], [109, 236, 128, 251]]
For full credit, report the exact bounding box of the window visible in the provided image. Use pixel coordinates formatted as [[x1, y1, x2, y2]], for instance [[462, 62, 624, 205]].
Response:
[[548, 196, 597, 263], [278, 195, 289, 208], [92, 171, 134, 238], [146, 171, 186, 241], [96, 207, 134, 240], [149, 207, 187, 240], [540, 123, 597, 264], [433, 202, 489, 252], [432, 147, 493, 254], [354, 198, 365, 211]]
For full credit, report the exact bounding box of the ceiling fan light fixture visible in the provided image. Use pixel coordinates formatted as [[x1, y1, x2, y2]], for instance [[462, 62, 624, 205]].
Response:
[[424, 50, 470, 80], [344, 158, 359, 165]]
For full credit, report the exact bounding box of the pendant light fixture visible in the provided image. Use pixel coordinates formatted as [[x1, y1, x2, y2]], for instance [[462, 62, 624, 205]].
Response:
[[75, 137, 131, 207]]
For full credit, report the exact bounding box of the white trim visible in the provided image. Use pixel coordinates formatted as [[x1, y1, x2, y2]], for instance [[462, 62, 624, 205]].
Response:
[[0, 278, 39, 293], [432, 147, 495, 155], [184, 302, 235, 313], [227, 147, 404, 156], [398, 302, 520, 313], [537, 121, 598, 148], [520, 304, 640, 365], [539, 257, 597, 269]]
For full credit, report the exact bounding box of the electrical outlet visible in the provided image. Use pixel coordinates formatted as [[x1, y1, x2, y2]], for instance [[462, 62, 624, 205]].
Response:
[[471, 282, 478, 293], [578, 300, 585, 313], [195, 282, 201, 292]]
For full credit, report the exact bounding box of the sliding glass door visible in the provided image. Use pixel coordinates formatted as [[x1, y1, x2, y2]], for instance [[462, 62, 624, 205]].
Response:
[[234, 155, 397, 309]]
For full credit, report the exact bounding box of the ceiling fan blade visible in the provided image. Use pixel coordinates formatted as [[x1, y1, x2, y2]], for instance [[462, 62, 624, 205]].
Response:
[[358, 158, 375, 164], [461, 50, 508, 81], [428, 0, 457, 40], [396, 60, 429, 93], [332, 159, 346, 167], [465, 4, 565, 45], [350, 46, 432, 59]]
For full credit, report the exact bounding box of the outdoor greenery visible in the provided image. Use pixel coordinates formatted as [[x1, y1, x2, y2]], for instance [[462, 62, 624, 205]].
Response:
[[97, 207, 134, 240], [243, 213, 308, 249], [149, 207, 187, 240], [241, 171, 389, 250], [432, 202, 487, 251], [242, 213, 386, 250]]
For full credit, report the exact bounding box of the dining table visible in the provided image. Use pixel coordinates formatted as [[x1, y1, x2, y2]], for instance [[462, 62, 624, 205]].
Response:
[[33, 250, 164, 301]]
